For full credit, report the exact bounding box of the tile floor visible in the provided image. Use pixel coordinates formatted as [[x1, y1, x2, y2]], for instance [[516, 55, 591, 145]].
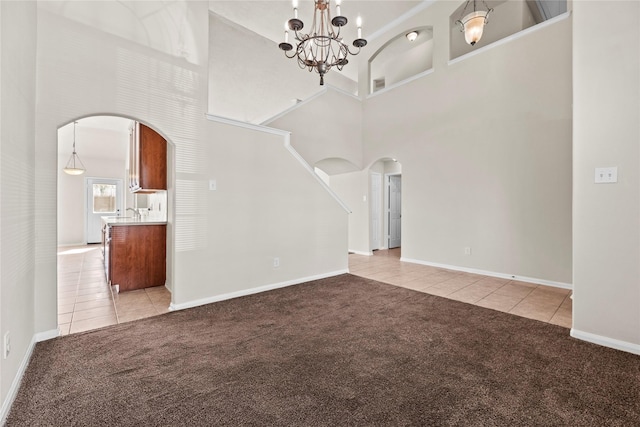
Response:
[[58, 245, 572, 336], [349, 248, 573, 328], [57, 245, 171, 335]]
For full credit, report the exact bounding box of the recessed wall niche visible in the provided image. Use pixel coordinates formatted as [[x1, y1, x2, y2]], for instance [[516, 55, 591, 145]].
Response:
[[368, 26, 434, 95], [449, 0, 567, 60]]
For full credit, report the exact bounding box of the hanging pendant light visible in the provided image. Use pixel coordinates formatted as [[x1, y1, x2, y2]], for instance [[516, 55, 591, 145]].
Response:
[[455, 0, 493, 46], [63, 121, 86, 175]]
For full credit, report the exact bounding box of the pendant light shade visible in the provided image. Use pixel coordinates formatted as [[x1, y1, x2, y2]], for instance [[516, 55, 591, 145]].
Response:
[[63, 121, 86, 175], [456, 0, 493, 46], [460, 10, 489, 45]]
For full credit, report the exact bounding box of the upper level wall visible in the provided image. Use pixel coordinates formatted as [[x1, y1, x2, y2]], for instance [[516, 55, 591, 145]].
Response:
[[359, 2, 572, 285], [449, 0, 537, 59], [208, 13, 357, 124], [266, 88, 364, 170]]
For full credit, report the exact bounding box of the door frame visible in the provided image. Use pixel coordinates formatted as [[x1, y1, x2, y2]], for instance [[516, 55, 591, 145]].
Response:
[[384, 173, 401, 250], [84, 177, 124, 244], [370, 172, 383, 251]]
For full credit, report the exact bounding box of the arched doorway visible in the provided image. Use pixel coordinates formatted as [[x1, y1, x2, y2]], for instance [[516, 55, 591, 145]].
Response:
[[57, 115, 174, 335]]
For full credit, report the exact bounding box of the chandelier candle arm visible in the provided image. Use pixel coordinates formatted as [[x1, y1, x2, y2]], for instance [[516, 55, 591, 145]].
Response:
[[278, 0, 366, 85]]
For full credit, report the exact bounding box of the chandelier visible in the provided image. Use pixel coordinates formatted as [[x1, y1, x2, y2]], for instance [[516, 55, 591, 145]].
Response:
[[279, 0, 367, 85], [63, 121, 86, 175], [455, 0, 493, 46]]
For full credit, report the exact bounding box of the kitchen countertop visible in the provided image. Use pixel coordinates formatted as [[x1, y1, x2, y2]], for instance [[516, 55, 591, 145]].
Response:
[[101, 216, 167, 226]]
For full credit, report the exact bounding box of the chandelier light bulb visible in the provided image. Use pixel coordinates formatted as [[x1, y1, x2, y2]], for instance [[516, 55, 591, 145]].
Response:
[[356, 16, 362, 39], [336, 0, 341, 16]]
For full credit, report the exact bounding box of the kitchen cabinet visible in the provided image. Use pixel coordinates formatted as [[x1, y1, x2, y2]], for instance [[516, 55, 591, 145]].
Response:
[[129, 122, 167, 192], [107, 224, 166, 292]]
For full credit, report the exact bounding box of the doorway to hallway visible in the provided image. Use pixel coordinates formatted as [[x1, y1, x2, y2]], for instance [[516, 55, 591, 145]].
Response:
[[387, 174, 401, 249]]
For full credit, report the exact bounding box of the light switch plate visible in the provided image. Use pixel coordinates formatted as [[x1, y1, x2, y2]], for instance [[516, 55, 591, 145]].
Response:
[[209, 179, 217, 191], [595, 167, 617, 184]]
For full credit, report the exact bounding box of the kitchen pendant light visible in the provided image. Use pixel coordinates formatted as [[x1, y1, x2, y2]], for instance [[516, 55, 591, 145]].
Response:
[[63, 121, 86, 175]]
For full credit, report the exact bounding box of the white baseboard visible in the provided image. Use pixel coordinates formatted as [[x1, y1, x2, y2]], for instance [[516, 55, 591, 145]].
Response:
[[571, 328, 640, 355], [349, 250, 373, 256], [0, 335, 38, 425], [169, 269, 349, 312], [400, 257, 572, 290], [35, 328, 60, 342]]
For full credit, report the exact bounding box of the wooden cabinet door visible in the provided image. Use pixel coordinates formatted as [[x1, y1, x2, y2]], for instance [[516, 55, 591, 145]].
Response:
[[110, 225, 166, 292], [138, 124, 167, 190]]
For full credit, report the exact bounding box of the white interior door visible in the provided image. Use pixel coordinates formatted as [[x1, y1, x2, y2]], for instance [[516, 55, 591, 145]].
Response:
[[86, 178, 123, 244], [371, 172, 382, 250], [388, 175, 402, 249]]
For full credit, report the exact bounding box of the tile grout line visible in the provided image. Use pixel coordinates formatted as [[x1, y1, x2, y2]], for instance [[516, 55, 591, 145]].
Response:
[[549, 293, 571, 322]]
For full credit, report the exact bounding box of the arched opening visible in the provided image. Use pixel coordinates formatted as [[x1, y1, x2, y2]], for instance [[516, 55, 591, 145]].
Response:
[[314, 157, 360, 180], [368, 26, 434, 95], [313, 157, 403, 257], [57, 115, 174, 335]]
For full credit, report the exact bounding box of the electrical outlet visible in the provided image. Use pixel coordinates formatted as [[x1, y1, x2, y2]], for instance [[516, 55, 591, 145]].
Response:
[[3, 332, 10, 359], [273, 257, 280, 268], [464, 247, 472, 255], [594, 167, 618, 183]]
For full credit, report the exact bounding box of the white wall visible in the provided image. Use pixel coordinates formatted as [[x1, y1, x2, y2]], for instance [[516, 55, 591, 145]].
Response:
[[270, 1, 572, 286], [31, 0, 348, 354], [572, 1, 640, 352], [360, 2, 572, 286], [330, 170, 370, 255], [267, 88, 364, 169], [0, 0, 37, 417], [174, 120, 348, 304]]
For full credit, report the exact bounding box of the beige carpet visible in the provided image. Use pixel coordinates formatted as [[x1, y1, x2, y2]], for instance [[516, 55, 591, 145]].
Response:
[[6, 274, 640, 426]]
